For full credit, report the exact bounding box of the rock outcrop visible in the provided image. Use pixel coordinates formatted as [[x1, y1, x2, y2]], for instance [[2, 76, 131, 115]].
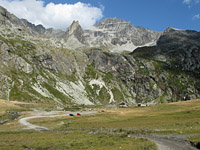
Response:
[[0, 6, 23, 26], [84, 17, 161, 52], [133, 27, 200, 76]]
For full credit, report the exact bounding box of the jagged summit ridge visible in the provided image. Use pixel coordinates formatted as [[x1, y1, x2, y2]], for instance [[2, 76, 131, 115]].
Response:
[[67, 20, 82, 35], [93, 17, 133, 31], [85, 18, 161, 52], [0, 5, 162, 53], [65, 20, 87, 45], [0, 6, 23, 27]]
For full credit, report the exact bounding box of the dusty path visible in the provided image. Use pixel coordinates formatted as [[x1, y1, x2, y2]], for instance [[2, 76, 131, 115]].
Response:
[[129, 134, 198, 150], [19, 110, 97, 131]]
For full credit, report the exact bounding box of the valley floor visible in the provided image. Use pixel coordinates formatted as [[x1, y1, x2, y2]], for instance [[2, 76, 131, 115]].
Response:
[[0, 99, 200, 150]]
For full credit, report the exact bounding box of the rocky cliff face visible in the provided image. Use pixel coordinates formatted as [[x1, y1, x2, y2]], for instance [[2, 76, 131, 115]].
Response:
[[0, 6, 199, 106], [133, 27, 200, 76], [84, 18, 161, 52], [0, 6, 23, 27]]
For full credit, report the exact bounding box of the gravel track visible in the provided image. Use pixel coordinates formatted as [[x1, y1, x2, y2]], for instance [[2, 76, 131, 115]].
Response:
[[129, 134, 198, 150], [19, 110, 97, 131]]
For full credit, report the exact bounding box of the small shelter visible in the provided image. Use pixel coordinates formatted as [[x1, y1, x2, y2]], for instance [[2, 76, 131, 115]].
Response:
[[119, 102, 128, 108], [137, 103, 147, 107]]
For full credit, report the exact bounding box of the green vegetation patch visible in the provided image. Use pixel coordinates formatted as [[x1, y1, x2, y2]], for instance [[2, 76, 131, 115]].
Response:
[[188, 135, 200, 143], [0, 131, 156, 150], [112, 87, 124, 102], [130, 46, 156, 59], [103, 72, 114, 83], [65, 100, 200, 135], [85, 64, 98, 79], [98, 87, 111, 105]]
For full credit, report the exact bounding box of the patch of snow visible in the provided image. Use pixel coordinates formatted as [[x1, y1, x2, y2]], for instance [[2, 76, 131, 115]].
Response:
[[108, 90, 115, 103], [110, 42, 137, 53], [153, 84, 158, 91], [90, 79, 104, 88], [89, 78, 115, 103], [108, 39, 157, 53], [141, 40, 157, 47]]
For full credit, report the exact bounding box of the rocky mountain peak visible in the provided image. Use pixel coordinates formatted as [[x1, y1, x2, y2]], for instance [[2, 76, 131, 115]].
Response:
[[84, 17, 161, 52], [65, 20, 86, 45], [67, 20, 82, 35], [94, 17, 133, 31], [95, 17, 126, 25]]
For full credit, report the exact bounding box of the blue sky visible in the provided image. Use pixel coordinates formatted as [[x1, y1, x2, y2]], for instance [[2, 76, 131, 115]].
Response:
[[0, 0, 200, 31], [51, 0, 200, 31]]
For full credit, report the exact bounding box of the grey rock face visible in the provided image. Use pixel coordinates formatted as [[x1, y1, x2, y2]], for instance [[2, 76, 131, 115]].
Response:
[[21, 19, 46, 34], [131, 27, 200, 101], [157, 28, 200, 75], [64, 21, 87, 44], [84, 18, 162, 52], [87, 48, 200, 103], [158, 27, 200, 46], [133, 27, 200, 76], [0, 6, 24, 27]]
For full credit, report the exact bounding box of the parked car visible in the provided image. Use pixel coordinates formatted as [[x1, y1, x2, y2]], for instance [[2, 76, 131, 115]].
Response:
[[77, 113, 81, 116], [69, 114, 74, 116]]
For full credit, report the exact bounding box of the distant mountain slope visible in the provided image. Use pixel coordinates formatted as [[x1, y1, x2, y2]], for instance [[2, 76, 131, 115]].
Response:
[[0, 5, 199, 106], [84, 18, 161, 52], [0, 6, 161, 52], [132, 27, 200, 77]]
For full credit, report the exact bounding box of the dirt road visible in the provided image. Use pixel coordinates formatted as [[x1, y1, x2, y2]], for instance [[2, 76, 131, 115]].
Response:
[[129, 134, 198, 150], [19, 110, 199, 150], [19, 110, 97, 131]]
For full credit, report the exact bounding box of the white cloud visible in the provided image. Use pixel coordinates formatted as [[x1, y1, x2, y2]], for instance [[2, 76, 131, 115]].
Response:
[[183, 0, 192, 4], [193, 14, 200, 19], [0, 0, 103, 30], [183, 0, 200, 4]]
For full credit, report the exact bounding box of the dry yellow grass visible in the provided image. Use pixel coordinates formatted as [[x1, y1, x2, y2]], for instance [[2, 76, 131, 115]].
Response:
[[0, 99, 24, 115], [18, 99, 200, 133], [0, 99, 199, 149]]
